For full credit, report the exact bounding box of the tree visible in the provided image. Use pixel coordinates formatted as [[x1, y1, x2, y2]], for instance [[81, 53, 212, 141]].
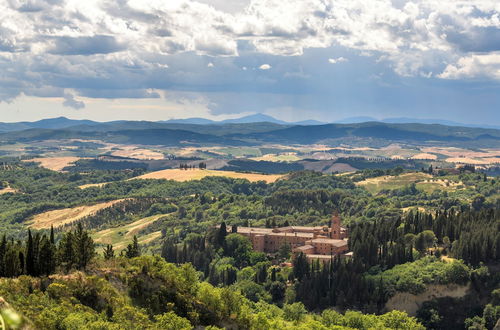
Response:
[[0, 235, 6, 276], [223, 234, 252, 267], [26, 229, 35, 276], [103, 244, 115, 260], [154, 312, 192, 330], [283, 302, 307, 322], [39, 236, 55, 275], [73, 223, 95, 269], [415, 230, 436, 254], [50, 225, 55, 244], [292, 253, 309, 281], [216, 222, 227, 247], [177, 206, 187, 219], [4, 246, 21, 277], [482, 304, 500, 329], [125, 236, 140, 258], [58, 232, 75, 270], [269, 281, 286, 303], [277, 242, 291, 260], [472, 195, 485, 211]]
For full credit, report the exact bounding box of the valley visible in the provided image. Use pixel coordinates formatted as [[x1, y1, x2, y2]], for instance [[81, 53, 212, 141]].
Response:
[[0, 118, 497, 329]]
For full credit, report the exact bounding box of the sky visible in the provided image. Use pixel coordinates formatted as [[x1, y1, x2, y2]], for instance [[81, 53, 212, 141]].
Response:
[[0, 0, 499, 125]]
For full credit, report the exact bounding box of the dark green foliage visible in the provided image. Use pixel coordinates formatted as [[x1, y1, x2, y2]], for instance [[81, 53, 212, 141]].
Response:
[[103, 244, 114, 260], [72, 223, 95, 269], [222, 159, 304, 174], [125, 236, 141, 258]]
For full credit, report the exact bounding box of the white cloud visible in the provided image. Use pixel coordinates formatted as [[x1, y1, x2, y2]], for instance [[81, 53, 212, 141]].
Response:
[[0, 0, 499, 111], [438, 53, 500, 80], [328, 57, 347, 64]]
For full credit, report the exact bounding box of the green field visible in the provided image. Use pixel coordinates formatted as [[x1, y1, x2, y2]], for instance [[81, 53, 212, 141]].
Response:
[[92, 213, 168, 251]]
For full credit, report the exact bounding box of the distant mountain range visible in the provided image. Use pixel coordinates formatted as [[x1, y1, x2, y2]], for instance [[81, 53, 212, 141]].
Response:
[[1, 117, 498, 148], [161, 113, 326, 126], [0, 117, 98, 133], [0, 115, 497, 133], [334, 116, 500, 129]]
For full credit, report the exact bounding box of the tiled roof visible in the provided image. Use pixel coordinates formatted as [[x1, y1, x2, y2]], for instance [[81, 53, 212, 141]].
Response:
[[294, 245, 315, 251], [308, 238, 348, 247]]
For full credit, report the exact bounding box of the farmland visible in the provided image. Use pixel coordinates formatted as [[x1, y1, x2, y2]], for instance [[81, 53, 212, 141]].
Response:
[[24, 156, 83, 171], [28, 199, 128, 229], [92, 213, 168, 250], [133, 168, 285, 183], [355, 172, 463, 194]]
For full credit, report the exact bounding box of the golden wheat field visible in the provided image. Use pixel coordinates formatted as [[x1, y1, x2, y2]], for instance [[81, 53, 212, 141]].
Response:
[[133, 168, 285, 183], [24, 157, 83, 171]]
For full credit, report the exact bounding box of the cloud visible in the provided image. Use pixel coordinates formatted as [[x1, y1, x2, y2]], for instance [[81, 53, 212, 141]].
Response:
[[328, 57, 347, 64], [0, 0, 499, 122], [438, 53, 500, 80], [62, 92, 85, 109], [49, 36, 125, 55]]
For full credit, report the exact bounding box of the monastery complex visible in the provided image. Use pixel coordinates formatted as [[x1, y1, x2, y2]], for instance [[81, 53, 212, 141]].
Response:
[[234, 213, 351, 261]]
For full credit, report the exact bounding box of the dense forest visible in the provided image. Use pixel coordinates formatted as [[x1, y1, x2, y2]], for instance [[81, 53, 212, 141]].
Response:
[[0, 159, 498, 329]]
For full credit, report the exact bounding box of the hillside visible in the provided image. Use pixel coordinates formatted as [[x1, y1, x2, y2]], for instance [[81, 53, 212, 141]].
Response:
[[92, 213, 167, 250], [133, 168, 285, 183], [1, 121, 499, 148], [28, 199, 128, 229], [0, 157, 497, 330]]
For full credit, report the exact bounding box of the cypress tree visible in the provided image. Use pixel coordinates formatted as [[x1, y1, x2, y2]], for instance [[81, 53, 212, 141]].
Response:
[[26, 230, 35, 276], [39, 235, 55, 275], [0, 235, 6, 276], [50, 225, 55, 244], [59, 232, 75, 271], [103, 244, 115, 260], [125, 236, 140, 258], [217, 222, 227, 247], [4, 246, 21, 277], [73, 223, 95, 269]]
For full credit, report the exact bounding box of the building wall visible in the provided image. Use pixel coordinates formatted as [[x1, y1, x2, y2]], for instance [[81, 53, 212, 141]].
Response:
[[235, 213, 349, 255]]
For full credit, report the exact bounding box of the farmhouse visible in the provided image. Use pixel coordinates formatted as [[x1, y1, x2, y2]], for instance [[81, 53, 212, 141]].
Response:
[[233, 212, 350, 261]]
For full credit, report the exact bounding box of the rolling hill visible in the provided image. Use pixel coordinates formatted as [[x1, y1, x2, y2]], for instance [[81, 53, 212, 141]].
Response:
[[0, 120, 498, 148]]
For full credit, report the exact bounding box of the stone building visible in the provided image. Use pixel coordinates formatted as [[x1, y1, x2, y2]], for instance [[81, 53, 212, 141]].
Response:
[[233, 212, 350, 261]]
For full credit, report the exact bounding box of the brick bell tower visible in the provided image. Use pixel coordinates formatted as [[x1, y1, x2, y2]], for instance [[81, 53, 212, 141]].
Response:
[[330, 211, 342, 239]]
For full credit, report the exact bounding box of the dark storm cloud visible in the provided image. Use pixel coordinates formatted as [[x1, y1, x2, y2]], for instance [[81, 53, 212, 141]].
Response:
[[447, 27, 500, 53]]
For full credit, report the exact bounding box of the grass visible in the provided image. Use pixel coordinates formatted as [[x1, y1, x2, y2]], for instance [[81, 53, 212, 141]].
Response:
[[133, 168, 285, 183], [92, 214, 168, 250], [28, 199, 128, 229], [416, 179, 463, 193], [356, 172, 432, 194], [357, 172, 463, 194]]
